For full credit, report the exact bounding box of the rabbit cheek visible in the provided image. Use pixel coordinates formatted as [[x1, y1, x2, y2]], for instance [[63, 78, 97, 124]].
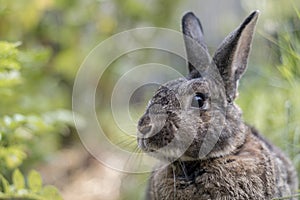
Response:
[[180, 111, 212, 159]]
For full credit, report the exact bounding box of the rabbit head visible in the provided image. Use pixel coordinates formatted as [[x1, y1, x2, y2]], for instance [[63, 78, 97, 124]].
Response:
[[137, 11, 259, 161]]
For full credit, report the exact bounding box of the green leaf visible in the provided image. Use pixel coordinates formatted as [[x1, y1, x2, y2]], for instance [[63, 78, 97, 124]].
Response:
[[0, 59, 21, 71], [0, 70, 22, 87], [12, 169, 25, 190], [28, 170, 42, 193], [41, 185, 63, 200], [0, 175, 10, 193], [0, 41, 20, 60], [4, 147, 27, 169]]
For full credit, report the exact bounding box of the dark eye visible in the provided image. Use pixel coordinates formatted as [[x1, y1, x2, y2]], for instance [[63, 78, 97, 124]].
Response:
[[191, 93, 205, 108]]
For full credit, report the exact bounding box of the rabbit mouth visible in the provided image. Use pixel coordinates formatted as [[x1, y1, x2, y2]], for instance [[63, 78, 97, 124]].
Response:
[[138, 120, 176, 153]]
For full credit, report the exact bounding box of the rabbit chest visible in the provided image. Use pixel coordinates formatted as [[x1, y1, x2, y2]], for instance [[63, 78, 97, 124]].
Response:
[[146, 130, 295, 200]]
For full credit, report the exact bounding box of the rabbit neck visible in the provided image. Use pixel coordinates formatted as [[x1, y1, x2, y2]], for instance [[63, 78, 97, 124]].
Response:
[[171, 160, 207, 183]]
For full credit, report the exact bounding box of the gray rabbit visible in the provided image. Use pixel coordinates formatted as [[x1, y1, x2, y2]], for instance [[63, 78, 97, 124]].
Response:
[[137, 11, 298, 200]]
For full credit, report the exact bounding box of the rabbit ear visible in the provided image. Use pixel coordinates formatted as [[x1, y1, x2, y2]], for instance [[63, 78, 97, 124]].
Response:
[[213, 11, 259, 102], [182, 12, 211, 78]]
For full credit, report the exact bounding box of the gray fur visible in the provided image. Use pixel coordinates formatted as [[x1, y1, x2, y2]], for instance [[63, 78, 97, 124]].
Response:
[[213, 11, 259, 103], [182, 12, 211, 78], [137, 11, 298, 200]]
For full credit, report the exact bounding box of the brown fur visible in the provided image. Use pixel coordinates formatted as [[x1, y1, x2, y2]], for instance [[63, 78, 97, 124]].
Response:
[[146, 128, 297, 199]]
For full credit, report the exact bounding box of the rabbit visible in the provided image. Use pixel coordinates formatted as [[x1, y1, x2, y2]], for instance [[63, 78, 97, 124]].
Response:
[[137, 10, 298, 200]]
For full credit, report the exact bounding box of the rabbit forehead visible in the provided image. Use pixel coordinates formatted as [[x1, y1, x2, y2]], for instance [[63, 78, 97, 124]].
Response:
[[150, 77, 210, 110], [160, 78, 209, 93], [178, 78, 210, 95], [149, 77, 215, 111]]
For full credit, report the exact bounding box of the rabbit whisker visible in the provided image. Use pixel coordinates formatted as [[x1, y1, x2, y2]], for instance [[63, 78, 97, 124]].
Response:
[[172, 163, 176, 200], [178, 160, 189, 181]]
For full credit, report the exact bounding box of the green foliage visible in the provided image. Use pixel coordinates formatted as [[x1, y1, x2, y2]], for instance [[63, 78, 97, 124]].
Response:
[[0, 41, 73, 173], [0, 42, 22, 87], [0, 40, 70, 198], [0, 111, 73, 172], [277, 27, 300, 81], [0, 169, 62, 200]]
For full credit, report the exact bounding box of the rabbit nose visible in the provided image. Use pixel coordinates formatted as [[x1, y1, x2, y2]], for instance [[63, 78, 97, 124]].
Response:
[[138, 115, 152, 135], [138, 125, 152, 135], [138, 115, 150, 127]]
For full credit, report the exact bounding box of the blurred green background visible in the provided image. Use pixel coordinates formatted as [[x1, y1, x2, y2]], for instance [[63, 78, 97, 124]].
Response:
[[0, 0, 299, 199]]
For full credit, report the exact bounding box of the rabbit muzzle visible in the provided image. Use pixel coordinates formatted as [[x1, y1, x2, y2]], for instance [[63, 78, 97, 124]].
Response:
[[137, 111, 178, 153]]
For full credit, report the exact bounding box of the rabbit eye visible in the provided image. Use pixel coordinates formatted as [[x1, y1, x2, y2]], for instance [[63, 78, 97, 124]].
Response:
[[191, 93, 205, 108]]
